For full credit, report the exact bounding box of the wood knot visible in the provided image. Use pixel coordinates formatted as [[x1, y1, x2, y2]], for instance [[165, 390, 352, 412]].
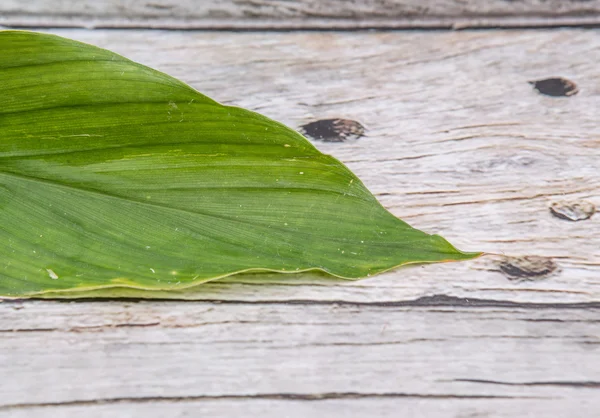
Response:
[[550, 200, 595, 221], [300, 119, 365, 142], [529, 77, 578, 97], [498, 255, 558, 281]]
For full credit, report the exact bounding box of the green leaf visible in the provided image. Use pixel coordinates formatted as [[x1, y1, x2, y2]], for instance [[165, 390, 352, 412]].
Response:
[[0, 31, 480, 298]]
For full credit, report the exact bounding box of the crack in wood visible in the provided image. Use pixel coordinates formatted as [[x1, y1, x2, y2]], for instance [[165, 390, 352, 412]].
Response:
[[455, 379, 600, 388], [0, 391, 543, 410], [3, 16, 600, 30], [0, 320, 263, 333], [4, 295, 600, 310]]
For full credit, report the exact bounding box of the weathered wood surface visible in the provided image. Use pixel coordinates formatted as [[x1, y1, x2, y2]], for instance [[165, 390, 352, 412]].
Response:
[[1, 0, 600, 29], [1, 301, 599, 417], [1, 29, 599, 417]]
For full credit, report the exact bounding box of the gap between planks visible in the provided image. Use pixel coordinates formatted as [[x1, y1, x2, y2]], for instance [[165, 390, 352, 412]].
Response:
[[2, 0, 600, 30]]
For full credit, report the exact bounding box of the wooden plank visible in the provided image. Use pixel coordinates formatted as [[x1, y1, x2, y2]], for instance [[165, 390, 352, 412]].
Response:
[[1, 301, 599, 417], [9, 28, 597, 304], [1, 1, 600, 29]]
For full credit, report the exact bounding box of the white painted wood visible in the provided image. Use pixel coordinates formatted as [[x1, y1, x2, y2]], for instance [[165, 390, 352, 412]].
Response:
[[1, 301, 599, 417], [1, 29, 599, 417], [1, 0, 600, 29]]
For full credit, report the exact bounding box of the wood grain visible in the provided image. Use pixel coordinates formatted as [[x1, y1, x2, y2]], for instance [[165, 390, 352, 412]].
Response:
[[1, 28, 599, 417], [1, 0, 600, 29], [1, 301, 599, 417]]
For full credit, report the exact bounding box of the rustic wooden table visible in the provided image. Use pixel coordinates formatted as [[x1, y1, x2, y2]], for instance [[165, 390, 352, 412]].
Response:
[[1, 1, 599, 417]]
